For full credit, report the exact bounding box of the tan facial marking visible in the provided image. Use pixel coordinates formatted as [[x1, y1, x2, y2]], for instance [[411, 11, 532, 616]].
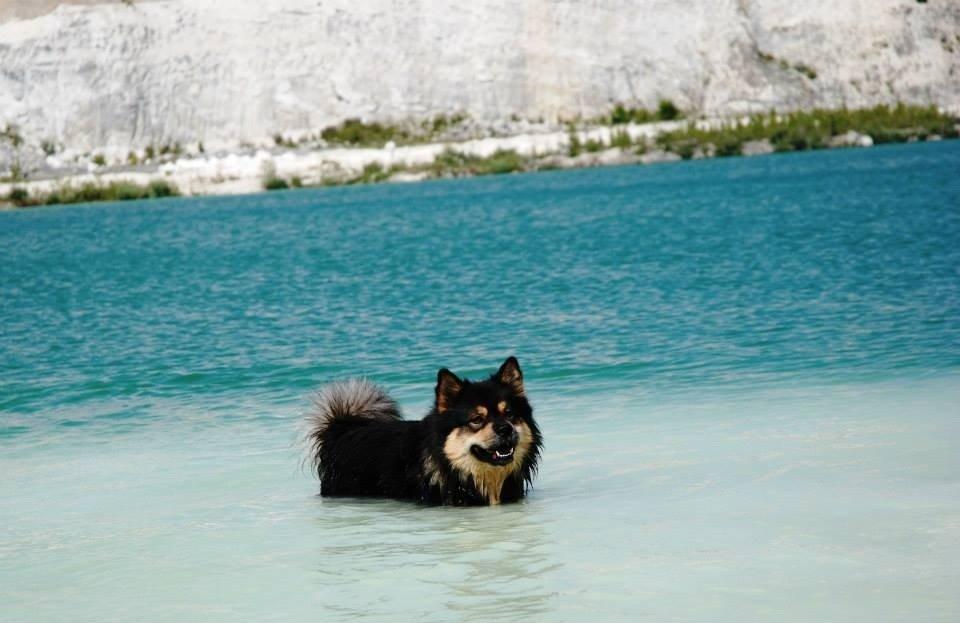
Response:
[[497, 401, 508, 414], [442, 419, 533, 505], [474, 405, 488, 417]]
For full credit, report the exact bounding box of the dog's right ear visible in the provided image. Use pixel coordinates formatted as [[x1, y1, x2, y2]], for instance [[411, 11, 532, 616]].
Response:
[[435, 368, 462, 413]]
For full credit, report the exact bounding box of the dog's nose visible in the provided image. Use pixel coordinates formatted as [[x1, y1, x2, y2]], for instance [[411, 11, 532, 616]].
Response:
[[493, 420, 514, 438]]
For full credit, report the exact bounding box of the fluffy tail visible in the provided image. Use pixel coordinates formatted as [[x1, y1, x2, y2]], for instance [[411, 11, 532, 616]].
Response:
[[304, 378, 401, 475]]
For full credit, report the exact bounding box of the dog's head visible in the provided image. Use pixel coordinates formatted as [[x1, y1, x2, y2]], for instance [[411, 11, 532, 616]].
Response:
[[432, 357, 540, 490]]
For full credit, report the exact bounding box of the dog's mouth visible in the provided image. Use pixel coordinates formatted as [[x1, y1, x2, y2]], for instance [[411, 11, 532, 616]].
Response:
[[470, 443, 516, 466]]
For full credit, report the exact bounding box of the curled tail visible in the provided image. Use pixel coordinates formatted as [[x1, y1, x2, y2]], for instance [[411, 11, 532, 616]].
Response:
[[304, 378, 401, 476]]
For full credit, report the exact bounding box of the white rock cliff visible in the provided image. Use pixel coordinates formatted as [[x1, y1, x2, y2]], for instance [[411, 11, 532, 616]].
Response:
[[0, 0, 958, 154]]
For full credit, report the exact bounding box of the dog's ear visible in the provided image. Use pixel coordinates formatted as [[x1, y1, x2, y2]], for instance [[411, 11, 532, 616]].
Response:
[[496, 356, 524, 396], [435, 368, 462, 412]]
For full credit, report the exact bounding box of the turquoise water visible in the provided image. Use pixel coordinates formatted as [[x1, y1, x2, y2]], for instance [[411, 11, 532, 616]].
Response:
[[2, 141, 959, 621]]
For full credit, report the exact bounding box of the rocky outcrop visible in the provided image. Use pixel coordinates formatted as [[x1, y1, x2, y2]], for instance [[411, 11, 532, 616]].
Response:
[[1, 0, 958, 157]]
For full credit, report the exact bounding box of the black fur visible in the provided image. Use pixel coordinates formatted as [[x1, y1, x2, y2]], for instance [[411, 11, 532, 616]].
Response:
[[305, 358, 543, 506]]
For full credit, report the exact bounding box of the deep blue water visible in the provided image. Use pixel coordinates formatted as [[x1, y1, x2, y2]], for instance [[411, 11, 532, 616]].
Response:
[[3, 141, 959, 427], [1, 141, 959, 622]]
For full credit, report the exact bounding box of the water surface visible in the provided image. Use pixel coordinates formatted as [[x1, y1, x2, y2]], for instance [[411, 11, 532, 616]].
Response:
[[2, 141, 959, 621]]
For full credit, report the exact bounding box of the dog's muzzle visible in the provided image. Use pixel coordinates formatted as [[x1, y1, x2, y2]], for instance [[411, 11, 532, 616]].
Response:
[[471, 422, 518, 466]]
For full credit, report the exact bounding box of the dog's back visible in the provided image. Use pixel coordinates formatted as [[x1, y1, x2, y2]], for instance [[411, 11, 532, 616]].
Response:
[[305, 379, 423, 498]]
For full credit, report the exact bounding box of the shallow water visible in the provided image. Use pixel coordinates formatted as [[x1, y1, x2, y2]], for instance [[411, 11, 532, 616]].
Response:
[[2, 141, 959, 621]]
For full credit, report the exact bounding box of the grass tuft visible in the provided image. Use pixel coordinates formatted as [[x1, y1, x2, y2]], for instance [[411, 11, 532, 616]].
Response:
[[6, 179, 179, 207], [655, 104, 958, 158]]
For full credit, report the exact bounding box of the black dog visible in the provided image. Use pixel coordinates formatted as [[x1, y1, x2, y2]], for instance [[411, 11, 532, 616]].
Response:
[[305, 357, 542, 505]]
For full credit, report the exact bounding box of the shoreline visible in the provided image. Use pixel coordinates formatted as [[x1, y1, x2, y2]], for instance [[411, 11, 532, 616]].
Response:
[[2, 105, 957, 208]]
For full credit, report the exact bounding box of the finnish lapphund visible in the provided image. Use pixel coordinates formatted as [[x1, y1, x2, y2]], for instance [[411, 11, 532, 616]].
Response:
[[305, 357, 542, 505]]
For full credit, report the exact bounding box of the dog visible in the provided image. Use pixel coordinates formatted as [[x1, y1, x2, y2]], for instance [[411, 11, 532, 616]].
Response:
[[305, 357, 542, 505]]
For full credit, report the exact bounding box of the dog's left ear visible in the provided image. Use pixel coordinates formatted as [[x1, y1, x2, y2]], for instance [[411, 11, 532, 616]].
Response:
[[436, 368, 462, 413], [496, 356, 524, 396]]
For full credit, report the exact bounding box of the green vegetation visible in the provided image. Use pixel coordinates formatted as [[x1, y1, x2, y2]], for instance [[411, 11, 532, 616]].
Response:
[[568, 129, 583, 157], [657, 100, 681, 121], [428, 149, 526, 177], [263, 177, 290, 191], [656, 104, 958, 159], [757, 51, 818, 80], [793, 63, 817, 80], [5, 104, 955, 208], [320, 118, 411, 147], [584, 138, 605, 153], [8, 187, 30, 204], [611, 130, 632, 149], [248, 104, 957, 196], [350, 162, 394, 184], [318, 113, 471, 148], [274, 134, 297, 149], [5, 179, 179, 207], [608, 100, 683, 125], [1, 124, 23, 148], [159, 143, 182, 157], [4, 161, 25, 182], [423, 112, 468, 135]]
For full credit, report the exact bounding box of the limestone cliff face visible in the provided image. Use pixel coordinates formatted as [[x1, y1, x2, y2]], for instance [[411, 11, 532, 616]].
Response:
[[0, 0, 958, 153]]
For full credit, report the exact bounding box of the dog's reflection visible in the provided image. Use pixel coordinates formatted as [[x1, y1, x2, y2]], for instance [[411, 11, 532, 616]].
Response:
[[309, 497, 559, 620]]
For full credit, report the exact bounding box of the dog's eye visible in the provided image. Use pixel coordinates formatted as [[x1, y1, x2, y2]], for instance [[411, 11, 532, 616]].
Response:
[[469, 416, 484, 427]]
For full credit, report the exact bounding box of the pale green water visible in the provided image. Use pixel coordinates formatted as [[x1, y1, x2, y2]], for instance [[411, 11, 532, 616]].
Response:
[[2, 142, 959, 621]]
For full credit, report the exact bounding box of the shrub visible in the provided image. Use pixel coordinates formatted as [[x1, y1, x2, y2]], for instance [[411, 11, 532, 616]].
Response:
[[480, 150, 524, 175], [147, 179, 177, 198], [429, 148, 526, 177], [8, 161, 25, 181], [608, 104, 655, 125], [157, 143, 181, 157], [568, 131, 583, 157], [713, 135, 743, 157], [657, 100, 681, 121], [112, 181, 145, 201], [794, 63, 817, 80], [26, 179, 181, 205], [92, 154, 106, 167], [264, 177, 289, 191], [672, 141, 697, 160], [611, 130, 632, 149], [652, 104, 957, 159], [610, 104, 633, 125], [352, 162, 392, 184], [8, 187, 30, 205], [606, 102, 681, 125], [584, 138, 605, 153], [428, 112, 468, 135], [1, 124, 23, 148], [321, 118, 410, 147]]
